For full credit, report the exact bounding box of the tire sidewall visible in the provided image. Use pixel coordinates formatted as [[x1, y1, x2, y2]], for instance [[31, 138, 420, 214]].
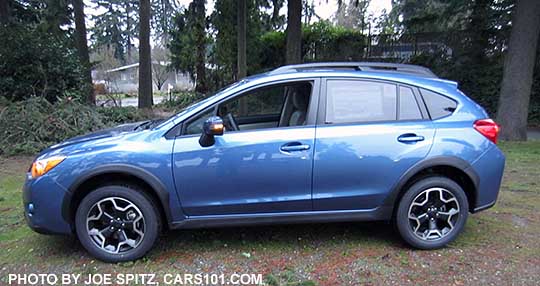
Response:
[[396, 176, 469, 249], [75, 186, 159, 262]]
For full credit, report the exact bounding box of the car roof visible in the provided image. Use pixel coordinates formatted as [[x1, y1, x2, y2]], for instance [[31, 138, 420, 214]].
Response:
[[268, 62, 438, 78], [243, 69, 459, 96]]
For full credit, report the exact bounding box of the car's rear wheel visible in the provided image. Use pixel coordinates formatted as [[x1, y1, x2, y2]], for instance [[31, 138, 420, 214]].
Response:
[[395, 176, 468, 249], [75, 185, 160, 262]]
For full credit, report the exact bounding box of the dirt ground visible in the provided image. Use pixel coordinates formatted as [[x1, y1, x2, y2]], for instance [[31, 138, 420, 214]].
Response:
[[0, 141, 539, 286]]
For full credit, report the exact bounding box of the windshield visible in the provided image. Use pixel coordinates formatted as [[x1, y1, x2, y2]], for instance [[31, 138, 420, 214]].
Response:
[[153, 80, 248, 129], [175, 81, 247, 115]]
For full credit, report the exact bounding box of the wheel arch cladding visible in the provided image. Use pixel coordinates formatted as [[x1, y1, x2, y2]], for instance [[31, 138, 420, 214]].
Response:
[[385, 156, 479, 215], [62, 164, 171, 231]]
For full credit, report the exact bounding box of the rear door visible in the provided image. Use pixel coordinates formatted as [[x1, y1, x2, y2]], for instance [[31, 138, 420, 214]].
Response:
[[312, 79, 435, 210]]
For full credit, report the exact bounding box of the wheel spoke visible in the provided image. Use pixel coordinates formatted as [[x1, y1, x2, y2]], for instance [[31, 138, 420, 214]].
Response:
[[438, 208, 459, 229], [116, 230, 137, 252], [428, 218, 437, 230]]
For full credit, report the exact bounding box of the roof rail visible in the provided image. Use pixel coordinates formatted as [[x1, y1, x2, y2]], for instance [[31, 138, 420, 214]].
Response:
[[269, 62, 438, 78]]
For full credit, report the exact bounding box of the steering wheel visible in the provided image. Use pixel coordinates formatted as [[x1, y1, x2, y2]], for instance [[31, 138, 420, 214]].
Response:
[[224, 113, 240, 131]]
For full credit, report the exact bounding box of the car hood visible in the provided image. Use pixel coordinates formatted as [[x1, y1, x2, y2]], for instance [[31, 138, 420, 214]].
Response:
[[47, 121, 148, 150]]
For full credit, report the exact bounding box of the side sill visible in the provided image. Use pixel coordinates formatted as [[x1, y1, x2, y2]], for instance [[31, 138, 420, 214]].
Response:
[[169, 207, 393, 230]]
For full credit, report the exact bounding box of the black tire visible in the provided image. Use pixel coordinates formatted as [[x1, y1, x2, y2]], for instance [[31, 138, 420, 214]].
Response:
[[395, 176, 469, 249], [75, 185, 160, 262]]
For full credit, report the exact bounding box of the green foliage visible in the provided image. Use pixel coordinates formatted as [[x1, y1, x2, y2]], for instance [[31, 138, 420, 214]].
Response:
[[0, 24, 86, 102], [169, 0, 208, 92], [90, 0, 139, 63], [258, 31, 287, 71], [0, 98, 103, 155], [208, 0, 268, 86], [302, 21, 366, 62], [169, 9, 198, 81], [156, 91, 207, 113], [96, 106, 148, 124], [258, 21, 367, 70], [0, 98, 149, 155], [151, 0, 182, 42], [529, 49, 540, 126]]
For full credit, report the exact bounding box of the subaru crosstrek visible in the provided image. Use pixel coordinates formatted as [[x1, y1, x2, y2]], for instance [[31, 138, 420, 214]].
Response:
[[23, 62, 505, 262]]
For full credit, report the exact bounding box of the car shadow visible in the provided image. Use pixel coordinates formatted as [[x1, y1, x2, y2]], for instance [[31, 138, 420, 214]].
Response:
[[30, 221, 405, 262], [154, 221, 404, 255]]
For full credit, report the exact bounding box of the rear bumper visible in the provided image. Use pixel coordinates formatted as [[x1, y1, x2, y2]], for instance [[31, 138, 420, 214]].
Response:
[[468, 145, 505, 213], [23, 174, 73, 235]]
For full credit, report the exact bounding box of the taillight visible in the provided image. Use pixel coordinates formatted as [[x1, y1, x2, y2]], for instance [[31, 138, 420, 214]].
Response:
[[474, 119, 500, 144]]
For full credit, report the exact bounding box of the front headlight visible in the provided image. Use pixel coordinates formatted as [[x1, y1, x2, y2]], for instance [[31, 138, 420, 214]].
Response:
[[30, 156, 66, 178]]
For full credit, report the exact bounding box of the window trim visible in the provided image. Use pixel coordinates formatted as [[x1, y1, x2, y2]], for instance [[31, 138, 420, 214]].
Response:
[[397, 85, 425, 121], [177, 78, 321, 137]]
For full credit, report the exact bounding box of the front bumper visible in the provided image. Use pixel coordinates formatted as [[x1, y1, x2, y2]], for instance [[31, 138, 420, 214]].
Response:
[[23, 174, 73, 235]]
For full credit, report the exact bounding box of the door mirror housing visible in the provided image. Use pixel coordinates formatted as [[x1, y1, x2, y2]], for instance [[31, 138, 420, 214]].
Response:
[[199, 116, 224, 147]]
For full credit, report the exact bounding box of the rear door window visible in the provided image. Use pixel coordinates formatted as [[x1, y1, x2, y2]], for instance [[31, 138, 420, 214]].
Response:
[[325, 80, 397, 124]]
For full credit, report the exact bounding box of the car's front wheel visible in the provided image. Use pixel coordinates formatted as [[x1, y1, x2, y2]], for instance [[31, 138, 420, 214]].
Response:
[[395, 176, 469, 249], [75, 185, 160, 262]]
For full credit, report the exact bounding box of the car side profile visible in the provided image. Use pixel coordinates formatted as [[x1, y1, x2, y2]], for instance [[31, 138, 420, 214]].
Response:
[[23, 62, 505, 262]]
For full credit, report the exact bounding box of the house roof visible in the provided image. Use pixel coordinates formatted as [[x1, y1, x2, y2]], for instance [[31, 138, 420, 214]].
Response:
[[106, 61, 171, 73]]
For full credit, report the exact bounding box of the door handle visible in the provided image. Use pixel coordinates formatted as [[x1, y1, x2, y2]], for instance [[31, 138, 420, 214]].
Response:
[[397, 133, 425, 143], [280, 142, 311, 152]]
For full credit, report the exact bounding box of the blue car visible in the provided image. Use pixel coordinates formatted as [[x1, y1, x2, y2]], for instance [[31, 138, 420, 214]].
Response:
[[23, 62, 505, 262]]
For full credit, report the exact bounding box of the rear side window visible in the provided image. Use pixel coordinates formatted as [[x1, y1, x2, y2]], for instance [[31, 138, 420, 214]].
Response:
[[399, 86, 422, 120], [326, 80, 397, 124], [420, 88, 457, 119]]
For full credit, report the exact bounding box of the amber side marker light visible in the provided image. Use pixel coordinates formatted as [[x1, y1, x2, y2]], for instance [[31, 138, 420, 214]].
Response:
[[31, 156, 66, 178], [211, 123, 224, 132]]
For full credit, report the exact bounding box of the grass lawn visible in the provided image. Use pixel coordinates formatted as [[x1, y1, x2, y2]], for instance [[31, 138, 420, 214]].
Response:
[[0, 142, 539, 285]]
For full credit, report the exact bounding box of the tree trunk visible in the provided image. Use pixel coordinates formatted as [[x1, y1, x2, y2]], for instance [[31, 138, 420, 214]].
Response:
[[496, 0, 540, 141], [286, 0, 302, 64], [0, 0, 10, 24], [468, 0, 490, 63], [237, 0, 248, 115], [138, 0, 153, 109], [194, 0, 207, 94], [126, 2, 132, 62], [73, 0, 94, 105], [237, 0, 247, 79], [271, 0, 280, 29]]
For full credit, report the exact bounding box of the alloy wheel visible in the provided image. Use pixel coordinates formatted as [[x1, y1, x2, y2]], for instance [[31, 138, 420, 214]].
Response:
[[407, 187, 460, 241], [86, 197, 145, 254]]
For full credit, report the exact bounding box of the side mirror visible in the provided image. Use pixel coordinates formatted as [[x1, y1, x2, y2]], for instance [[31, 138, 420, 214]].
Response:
[[199, 116, 224, 147]]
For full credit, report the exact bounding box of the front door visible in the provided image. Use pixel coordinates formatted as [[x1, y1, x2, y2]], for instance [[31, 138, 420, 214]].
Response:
[[173, 80, 319, 216]]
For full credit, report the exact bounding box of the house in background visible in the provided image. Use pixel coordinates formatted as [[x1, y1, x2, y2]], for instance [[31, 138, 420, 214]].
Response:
[[92, 62, 194, 94]]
